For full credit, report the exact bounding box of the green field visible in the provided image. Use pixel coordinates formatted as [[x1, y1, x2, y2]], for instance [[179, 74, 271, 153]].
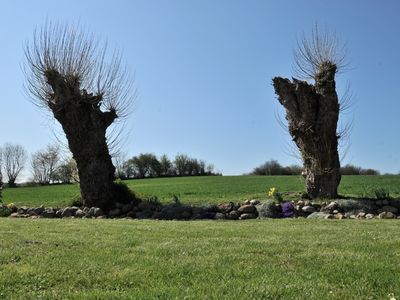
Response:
[[2, 175, 400, 207], [2, 176, 400, 299], [1, 219, 399, 299]]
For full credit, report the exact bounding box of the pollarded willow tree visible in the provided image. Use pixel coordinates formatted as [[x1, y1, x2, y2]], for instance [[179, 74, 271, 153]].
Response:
[[272, 26, 347, 198], [25, 22, 134, 209]]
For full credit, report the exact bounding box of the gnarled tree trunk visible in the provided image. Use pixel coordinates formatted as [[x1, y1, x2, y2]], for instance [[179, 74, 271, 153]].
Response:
[[273, 64, 341, 198], [45, 70, 116, 209]]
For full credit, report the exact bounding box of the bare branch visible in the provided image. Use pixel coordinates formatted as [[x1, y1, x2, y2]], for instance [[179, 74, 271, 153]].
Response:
[[24, 21, 135, 144], [293, 24, 348, 80]]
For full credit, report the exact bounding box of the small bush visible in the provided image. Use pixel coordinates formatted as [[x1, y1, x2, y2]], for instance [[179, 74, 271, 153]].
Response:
[[374, 188, 390, 200], [112, 180, 139, 205], [0, 205, 12, 217], [70, 196, 83, 207], [170, 193, 181, 205]]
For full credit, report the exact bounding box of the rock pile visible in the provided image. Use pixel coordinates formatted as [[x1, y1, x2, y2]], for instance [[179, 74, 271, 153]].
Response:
[[1, 198, 400, 220]]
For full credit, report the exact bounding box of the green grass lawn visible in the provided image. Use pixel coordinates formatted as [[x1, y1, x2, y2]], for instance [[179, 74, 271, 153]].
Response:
[[0, 219, 399, 299], [3, 175, 400, 207]]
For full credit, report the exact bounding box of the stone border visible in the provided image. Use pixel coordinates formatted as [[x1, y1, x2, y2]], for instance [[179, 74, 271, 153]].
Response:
[[1, 198, 400, 220]]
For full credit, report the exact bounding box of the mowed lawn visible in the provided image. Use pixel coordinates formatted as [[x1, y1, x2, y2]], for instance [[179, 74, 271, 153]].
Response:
[[0, 219, 400, 299], [2, 175, 400, 207]]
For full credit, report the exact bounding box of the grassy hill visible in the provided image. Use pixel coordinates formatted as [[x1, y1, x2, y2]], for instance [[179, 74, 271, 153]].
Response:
[[2, 175, 400, 207]]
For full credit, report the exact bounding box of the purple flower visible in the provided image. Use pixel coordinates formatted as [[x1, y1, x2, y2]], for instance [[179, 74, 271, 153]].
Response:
[[281, 202, 294, 217]]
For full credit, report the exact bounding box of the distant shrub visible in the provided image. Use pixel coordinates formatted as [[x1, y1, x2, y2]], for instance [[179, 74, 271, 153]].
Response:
[[251, 160, 302, 176]]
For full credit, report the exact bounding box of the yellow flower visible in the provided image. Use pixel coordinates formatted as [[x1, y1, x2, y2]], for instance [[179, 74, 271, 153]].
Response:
[[267, 187, 276, 197]]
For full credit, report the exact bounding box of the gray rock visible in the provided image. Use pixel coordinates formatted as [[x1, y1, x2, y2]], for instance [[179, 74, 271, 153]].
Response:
[[153, 204, 192, 220], [215, 213, 226, 220], [61, 206, 78, 218], [56, 209, 63, 218], [324, 214, 335, 219], [136, 209, 155, 219], [378, 211, 395, 219], [239, 213, 257, 220], [335, 213, 345, 219], [75, 209, 85, 218], [307, 212, 331, 219], [121, 203, 134, 214], [336, 199, 378, 214], [227, 210, 240, 220], [244, 200, 251, 205], [108, 208, 122, 217], [217, 202, 235, 213], [344, 212, 353, 218], [126, 211, 136, 218], [202, 204, 220, 213], [33, 206, 45, 215], [302, 206, 317, 213], [88, 207, 103, 218], [42, 208, 56, 218], [357, 212, 366, 219], [389, 200, 400, 209], [28, 210, 38, 217], [249, 199, 260, 205], [256, 201, 281, 218], [18, 206, 29, 214], [238, 204, 256, 214], [323, 201, 338, 212], [311, 203, 322, 210], [380, 206, 398, 214], [365, 213, 375, 219]]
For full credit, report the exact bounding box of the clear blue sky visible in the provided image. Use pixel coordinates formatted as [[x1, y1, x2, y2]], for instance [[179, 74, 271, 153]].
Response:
[[1, 0, 400, 178]]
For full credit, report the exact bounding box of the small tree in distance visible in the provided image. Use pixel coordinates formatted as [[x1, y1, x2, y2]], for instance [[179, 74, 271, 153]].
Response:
[[31, 144, 60, 185], [2, 143, 27, 187], [272, 25, 347, 198], [25, 22, 134, 209]]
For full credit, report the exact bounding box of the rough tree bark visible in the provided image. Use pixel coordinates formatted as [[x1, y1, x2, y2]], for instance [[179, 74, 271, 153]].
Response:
[[273, 62, 341, 198], [25, 23, 135, 210], [45, 70, 116, 209]]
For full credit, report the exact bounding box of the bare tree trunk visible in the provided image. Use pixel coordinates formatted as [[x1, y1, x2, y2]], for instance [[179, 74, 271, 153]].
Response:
[[273, 64, 341, 198], [45, 70, 116, 209]]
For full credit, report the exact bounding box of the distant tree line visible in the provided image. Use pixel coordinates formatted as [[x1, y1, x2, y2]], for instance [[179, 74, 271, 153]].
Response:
[[250, 160, 380, 176], [340, 164, 380, 175], [0, 142, 220, 187], [114, 153, 219, 179]]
